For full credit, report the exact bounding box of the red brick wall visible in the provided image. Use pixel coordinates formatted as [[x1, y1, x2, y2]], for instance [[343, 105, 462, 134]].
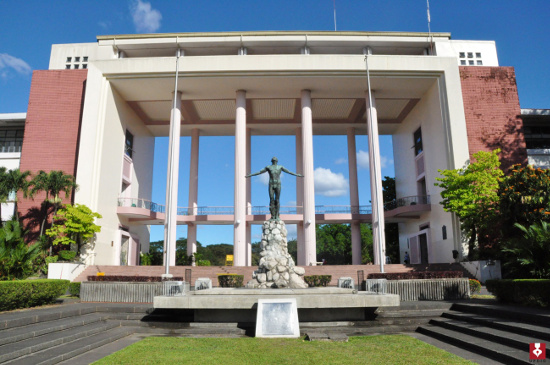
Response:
[[459, 66, 527, 172], [18, 70, 87, 225]]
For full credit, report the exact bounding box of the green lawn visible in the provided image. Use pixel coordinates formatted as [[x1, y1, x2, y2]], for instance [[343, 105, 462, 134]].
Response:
[[93, 335, 473, 365]]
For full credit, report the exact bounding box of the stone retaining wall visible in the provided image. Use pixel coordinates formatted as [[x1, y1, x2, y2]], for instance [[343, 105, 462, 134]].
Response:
[[385, 278, 470, 301], [81, 282, 166, 303]]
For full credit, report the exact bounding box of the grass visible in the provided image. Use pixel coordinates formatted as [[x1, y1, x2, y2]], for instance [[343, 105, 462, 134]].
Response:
[[471, 294, 496, 300], [93, 335, 473, 365]]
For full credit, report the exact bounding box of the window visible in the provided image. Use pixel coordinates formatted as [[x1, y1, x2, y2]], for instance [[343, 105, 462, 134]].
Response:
[[82, 64, 87, 69], [75, 57, 80, 62], [524, 126, 550, 149], [459, 52, 465, 58], [477, 60, 483, 65], [65, 65, 71, 69], [413, 127, 423, 156], [469, 60, 474, 65], [460, 60, 466, 65], [74, 64, 79, 69], [0, 129, 24, 153], [83, 56, 88, 62], [125, 130, 134, 158], [66, 57, 72, 62], [467, 52, 473, 58], [476, 52, 482, 58]]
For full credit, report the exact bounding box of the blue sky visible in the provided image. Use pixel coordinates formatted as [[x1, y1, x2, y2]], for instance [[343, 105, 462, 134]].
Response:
[[1, 1, 549, 245]]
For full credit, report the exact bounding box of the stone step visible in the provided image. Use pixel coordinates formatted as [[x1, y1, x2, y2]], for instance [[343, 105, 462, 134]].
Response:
[[0, 313, 109, 347], [450, 303, 550, 327], [430, 317, 547, 351], [0, 304, 97, 331], [442, 312, 550, 341], [5, 326, 134, 365], [416, 325, 530, 365], [0, 321, 120, 363]]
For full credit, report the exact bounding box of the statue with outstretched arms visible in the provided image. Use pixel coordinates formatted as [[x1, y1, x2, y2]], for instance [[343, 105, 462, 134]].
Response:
[[246, 157, 303, 220]]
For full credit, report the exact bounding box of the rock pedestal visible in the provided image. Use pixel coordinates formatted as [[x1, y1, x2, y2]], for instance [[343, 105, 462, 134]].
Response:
[[247, 219, 308, 289]]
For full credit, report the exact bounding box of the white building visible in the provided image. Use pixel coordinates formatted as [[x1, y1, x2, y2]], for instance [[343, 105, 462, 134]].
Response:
[[0, 113, 25, 223]]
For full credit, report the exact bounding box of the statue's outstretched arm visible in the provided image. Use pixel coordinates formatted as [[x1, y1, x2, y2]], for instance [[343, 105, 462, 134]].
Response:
[[245, 167, 267, 178], [281, 166, 303, 177]]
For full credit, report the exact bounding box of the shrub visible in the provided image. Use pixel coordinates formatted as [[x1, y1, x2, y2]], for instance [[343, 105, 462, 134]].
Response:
[[197, 260, 211, 266], [68, 282, 81, 297], [367, 271, 463, 280], [217, 274, 244, 288], [486, 279, 550, 307], [87, 275, 183, 282], [0, 279, 69, 311], [304, 275, 332, 287], [0, 221, 43, 280], [58, 250, 77, 262], [469, 279, 481, 294], [140, 253, 152, 266]]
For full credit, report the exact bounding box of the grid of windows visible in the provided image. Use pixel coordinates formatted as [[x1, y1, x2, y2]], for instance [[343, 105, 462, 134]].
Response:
[[0, 129, 24, 153], [524, 126, 550, 149], [458, 51, 482, 66], [65, 55, 89, 70]]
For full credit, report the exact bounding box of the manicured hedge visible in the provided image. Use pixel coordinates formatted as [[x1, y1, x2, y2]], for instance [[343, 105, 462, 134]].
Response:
[[0, 279, 69, 312], [68, 282, 81, 297], [87, 276, 184, 282], [304, 275, 332, 287], [367, 271, 463, 280], [217, 274, 244, 288], [486, 279, 550, 307]]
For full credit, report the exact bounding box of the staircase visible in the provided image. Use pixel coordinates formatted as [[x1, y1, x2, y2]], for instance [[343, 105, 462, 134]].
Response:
[[416, 302, 550, 364]]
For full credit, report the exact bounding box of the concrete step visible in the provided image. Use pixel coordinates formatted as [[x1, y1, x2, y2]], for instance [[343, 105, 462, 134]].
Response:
[[0, 304, 97, 330], [442, 312, 550, 341], [450, 302, 550, 327], [0, 313, 109, 346], [430, 317, 547, 351], [0, 321, 120, 363], [416, 325, 530, 365], [5, 326, 135, 365]]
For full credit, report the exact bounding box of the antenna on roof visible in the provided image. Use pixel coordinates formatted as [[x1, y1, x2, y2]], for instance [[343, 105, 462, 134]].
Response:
[[333, 0, 337, 31], [427, 0, 434, 54]]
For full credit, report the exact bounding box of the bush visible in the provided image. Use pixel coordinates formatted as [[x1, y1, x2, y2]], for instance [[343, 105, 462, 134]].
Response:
[[68, 282, 81, 297], [140, 253, 152, 266], [87, 275, 183, 282], [218, 274, 244, 288], [304, 275, 332, 287], [58, 250, 77, 262], [367, 271, 463, 280], [469, 279, 481, 294], [197, 260, 211, 266], [486, 279, 550, 307], [0, 279, 69, 311]]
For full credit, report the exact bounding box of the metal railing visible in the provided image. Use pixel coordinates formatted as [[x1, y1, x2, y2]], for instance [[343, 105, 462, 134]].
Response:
[[118, 196, 430, 217]]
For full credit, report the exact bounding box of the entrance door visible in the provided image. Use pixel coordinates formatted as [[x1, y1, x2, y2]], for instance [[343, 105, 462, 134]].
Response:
[[120, 235, 129, 266], [408, 229, 430, 264]]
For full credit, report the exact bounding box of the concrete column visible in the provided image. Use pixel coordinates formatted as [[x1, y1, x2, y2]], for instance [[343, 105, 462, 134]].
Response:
[[365, 92, 386, 266], [163, 91, 182, 268], [234, 90, 247, 266], [246, 128, 252, 265], [347, 127, 362, 264], [301, 90, 316, 266], [295, 127, 305, 263], [187, 128, 199, 259]]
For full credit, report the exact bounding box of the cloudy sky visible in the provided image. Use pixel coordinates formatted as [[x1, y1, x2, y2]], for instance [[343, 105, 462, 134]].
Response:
[[1, 1, 548, 244]]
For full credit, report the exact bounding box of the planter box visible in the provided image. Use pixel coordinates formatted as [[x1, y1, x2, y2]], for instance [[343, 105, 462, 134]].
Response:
[[48, 263, 87, 281], [385, 278, 470, 301], [81, 281, 189, 303]]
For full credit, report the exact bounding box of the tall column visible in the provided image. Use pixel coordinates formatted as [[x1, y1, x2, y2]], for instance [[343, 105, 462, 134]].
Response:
[[163, 91, 182, 269], [187, 128, 200, 260], [347, 127, 362, 264], [246, 128, 252, 265], [295, 127, 305, 263], [365, 92, 386, 266], [301, 90, 316, 266], [234, 90, 247, 266]]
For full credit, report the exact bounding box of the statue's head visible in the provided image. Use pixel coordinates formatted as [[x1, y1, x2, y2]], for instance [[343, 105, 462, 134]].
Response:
[[271, 157, 278, 164]]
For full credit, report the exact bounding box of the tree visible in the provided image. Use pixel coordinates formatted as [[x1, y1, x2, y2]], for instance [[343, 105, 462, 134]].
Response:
[[0, 168, 32, 224], [360, 223, 373, 264], [31, 170, 78, 236], [0, 220, 42, 280], [501, 222, 550, 279], [435, 149, 503, 259], [316, 224, 352, 264], [382, 176, 399, 264], [46, 204, 101, 256]]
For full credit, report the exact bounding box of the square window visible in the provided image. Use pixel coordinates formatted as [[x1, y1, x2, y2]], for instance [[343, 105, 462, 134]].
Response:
[[460, 60, 466, 65], [82, 64, 87, 69], [65, 65, 71, 69], [75, 57, 80, 62], [83, 56, 88, 62], [477, 60, 483, 65], [467, 52, 473, 58], [459, 52, 465, 58], [476, 52, 481, 58], [74, 64, 79, 69], [66, 57, 72, 62], [469, 60, 474, 65]]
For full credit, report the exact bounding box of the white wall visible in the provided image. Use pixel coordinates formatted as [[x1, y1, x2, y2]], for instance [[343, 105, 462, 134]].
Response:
[[436, 40, 499, 66], [0, 152, 21, 221]]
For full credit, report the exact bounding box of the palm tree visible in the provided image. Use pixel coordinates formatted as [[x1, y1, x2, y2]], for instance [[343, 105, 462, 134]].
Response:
[[31, 170, 78, 236], [0, 167, 9, 227], [0, 169, 32, 223]]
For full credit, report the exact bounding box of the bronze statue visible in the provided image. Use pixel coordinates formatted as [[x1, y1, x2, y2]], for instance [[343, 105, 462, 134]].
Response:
[[246, 157, 303, 220]]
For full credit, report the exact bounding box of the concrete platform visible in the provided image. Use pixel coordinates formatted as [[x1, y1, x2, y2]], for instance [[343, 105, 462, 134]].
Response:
[[153, 288, 400, 322]]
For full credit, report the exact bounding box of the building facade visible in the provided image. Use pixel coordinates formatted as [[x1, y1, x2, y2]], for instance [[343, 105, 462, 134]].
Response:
[[17, 31, 528, 267]]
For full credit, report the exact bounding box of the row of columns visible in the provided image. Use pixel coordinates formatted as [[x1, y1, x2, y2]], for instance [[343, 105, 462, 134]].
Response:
[[164, 90, 386, 268]]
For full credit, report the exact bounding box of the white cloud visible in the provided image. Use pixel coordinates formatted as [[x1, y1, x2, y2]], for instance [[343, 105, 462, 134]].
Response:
[[314, 167, 348, 197], [259, 173, 269, 186], [130, 0, 162, 33], [0, 54, 32, 76], [286, 224, 298, 239], [356, 150, 393, 169], [334, 157, 347, 165], [98, 21, 110, 30]]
